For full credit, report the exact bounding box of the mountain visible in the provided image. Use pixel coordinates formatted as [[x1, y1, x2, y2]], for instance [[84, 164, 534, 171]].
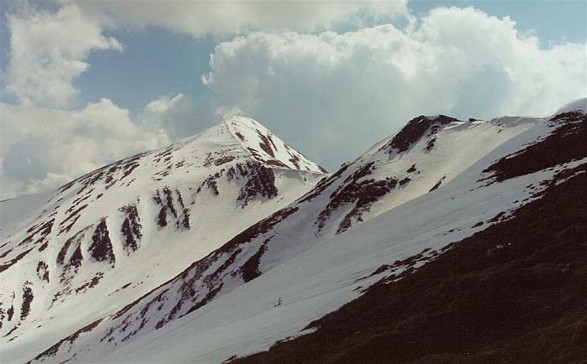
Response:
[[230, 101, 587, 364], [233, 143, 587, 364], [0, 116, 325, 362], [1, 100, 586, 364]]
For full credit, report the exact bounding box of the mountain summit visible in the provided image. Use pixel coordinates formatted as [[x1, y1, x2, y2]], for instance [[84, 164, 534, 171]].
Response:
[[0, 116, 325, 360], [223, 116, 327, 173]]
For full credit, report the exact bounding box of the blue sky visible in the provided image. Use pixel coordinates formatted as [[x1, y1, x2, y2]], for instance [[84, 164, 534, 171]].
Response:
[[74, 29, 217, 114], [411, 1, 586, 43], [82, 0, 587, 114], [1, 0, 586, 198], [3, 1, 583, 115]]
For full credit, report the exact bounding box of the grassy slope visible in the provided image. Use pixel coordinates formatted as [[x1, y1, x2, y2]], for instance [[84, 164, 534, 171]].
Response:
[[232, 117, 587, 364]]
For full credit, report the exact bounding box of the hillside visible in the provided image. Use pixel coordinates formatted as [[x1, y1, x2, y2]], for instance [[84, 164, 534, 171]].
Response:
[[0, 116, 325, 363], [1, 100, 585, 364]]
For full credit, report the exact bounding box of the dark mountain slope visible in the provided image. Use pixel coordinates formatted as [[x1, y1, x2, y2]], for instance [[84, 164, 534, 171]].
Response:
[[231, 164, 587, 363]]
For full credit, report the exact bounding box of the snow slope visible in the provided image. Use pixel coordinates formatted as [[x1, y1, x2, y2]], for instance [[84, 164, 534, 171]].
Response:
[[555, 97, 587, 115], [102, 108, 587, 363], [0, 116, 325, 363], [19, 103, 586, 364], [0, 190, 55, 238]]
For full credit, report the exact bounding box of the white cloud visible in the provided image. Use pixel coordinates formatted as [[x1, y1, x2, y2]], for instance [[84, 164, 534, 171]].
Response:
[[202, 6, 587, 169], [0, 99, 169, 199], [73, 0, 408, 36], [2, 3, 585, 198], [0, 92, 232, 198], [5, 4, 122, 107], [142, 93, 226, 140]]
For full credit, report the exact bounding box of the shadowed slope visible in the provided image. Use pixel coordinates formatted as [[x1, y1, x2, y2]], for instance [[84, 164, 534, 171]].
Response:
[[231, 165, 587, 363]]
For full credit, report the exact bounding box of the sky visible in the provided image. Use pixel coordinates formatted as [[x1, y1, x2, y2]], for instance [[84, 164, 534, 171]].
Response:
[[0, 0, 586, 199]]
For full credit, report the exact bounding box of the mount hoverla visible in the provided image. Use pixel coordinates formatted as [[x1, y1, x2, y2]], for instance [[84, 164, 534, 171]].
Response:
[[1, 99, 586, 363]]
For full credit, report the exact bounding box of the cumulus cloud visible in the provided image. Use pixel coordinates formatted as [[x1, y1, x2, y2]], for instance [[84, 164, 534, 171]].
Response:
[[2, 3, 585, 198], [5, 3, 122, 107], [73, 0, 408, 36], [0, 92, 231, 199], [202, 6, 587, 168], [0, 99, 169, 199], [142, 94, 225, 140]]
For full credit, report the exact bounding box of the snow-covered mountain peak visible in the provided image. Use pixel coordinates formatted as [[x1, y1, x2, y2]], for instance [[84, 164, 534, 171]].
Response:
[[224, 116, 327, 174], [0, 116, 326, 355]]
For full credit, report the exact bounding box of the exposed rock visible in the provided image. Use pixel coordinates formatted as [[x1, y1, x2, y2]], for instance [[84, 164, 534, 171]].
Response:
[[88, 220, 115, 266], [483, 113, 586, 183], [383, 115, 458, 154], [429, 176, 446, 192], [230, 166, 587, 364], [240, 239, 270, 282], [120, 204, 142, 252], [238, 163, 278, 207], [36, 262, 49, 283], [20, 282, 33, 321], [316, 162, 399, 234]]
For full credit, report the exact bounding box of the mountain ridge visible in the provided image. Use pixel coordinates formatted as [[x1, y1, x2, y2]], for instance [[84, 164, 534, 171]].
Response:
[[0, 116, 326, 362], [1, 99, 586, 363], [223, 116, 327, 174]]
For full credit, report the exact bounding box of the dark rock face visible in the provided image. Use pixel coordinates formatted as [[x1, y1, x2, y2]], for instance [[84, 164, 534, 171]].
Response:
[[29, 318, 104, 362], [120, 204, 142, 253], [70, 246, 83, 270], [213, 155, 236, 167], [238, 163, 278, 207], [36, 262, 49, 283], [425, 136, 436, 151], [334, 178, 399, 234], [88, 220, 115, 266], [483, 112, 586, 183], [316, 163, 401, 234], [57, 230, 86, 275], [398, 177, 410, 186], [153, 188, 190, 229], [198, 159, 282, 208], [20, 282, 34, 321], [7, 305, 14, 322], [257, 130, 277, 158], [233, 125, 324, 172], [383, 115, 458, 154], [235, 131, 246, 142], [176, 191, 190, 229], [303, 115, 462, 235], [240, 239, 270, 282], [154, 188, 176, 227], [429, 176, 446, 192]]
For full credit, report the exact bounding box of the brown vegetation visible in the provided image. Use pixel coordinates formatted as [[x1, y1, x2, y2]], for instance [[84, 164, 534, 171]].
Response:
[[231, 166, 587, 364]]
